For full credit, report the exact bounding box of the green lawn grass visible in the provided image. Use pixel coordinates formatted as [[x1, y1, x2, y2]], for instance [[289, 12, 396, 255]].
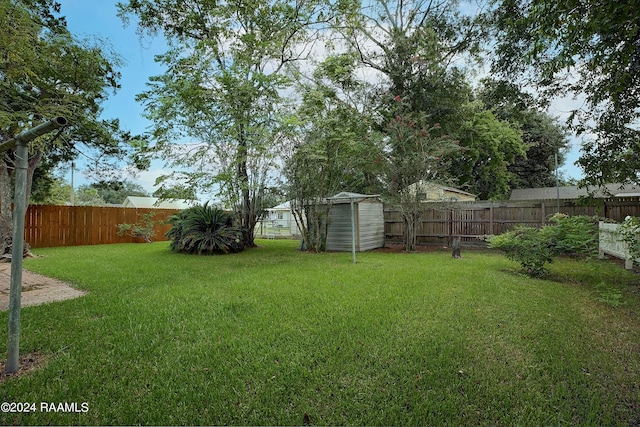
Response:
[[1, 240, 639, 426]]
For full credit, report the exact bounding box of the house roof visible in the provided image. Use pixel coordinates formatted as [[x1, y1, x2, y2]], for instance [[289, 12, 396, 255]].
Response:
[[268, 201, 291, 211], [407, 181, 476, 200], [509, 184, 640, 200], [437, 185, 476, 198], [121, 196, 196, 209]]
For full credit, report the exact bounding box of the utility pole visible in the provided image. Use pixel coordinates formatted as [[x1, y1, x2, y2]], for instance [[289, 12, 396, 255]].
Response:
[[554, 150, 560, 213], [1, 117, 68, 374], [70, 161, 75, 205]]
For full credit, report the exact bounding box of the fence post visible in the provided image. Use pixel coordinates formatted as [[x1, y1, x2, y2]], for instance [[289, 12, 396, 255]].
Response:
[[448, 210, 453, 246], [489, 204, 494, 235]]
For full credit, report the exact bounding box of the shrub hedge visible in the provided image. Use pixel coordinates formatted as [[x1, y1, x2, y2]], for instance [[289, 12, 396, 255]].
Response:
[[489, 214, 598, 277]]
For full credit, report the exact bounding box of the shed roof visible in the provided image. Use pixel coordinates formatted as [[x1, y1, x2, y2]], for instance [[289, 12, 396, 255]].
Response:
[[327, 192, 381, 204], [509, 183, 640, 200]]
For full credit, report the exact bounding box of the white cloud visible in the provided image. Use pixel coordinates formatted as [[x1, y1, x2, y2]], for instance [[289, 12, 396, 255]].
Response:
[[547, 92, 597, 180], [130, 166, 169, 194]]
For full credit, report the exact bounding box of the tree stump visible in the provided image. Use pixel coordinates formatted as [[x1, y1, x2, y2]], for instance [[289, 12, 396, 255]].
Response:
[[451, 237, 461, 258], [0, 236, 34, 262]]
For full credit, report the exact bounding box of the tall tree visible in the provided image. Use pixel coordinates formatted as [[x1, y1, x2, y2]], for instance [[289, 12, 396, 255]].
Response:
[[30, 176, 72, 205], [337, 0, 485, 249], [452, 105, 524, 199], [339, 0, 485, 125], [491, 0, 640, 186], [384, 95, 460, 251], [284, 54, 383, 251], [89, 180, 149, 205], [118, 0, 340, 247], [477, 79, 569, 190], [340, 0, 487, 73], [0, 0, 133, 253]]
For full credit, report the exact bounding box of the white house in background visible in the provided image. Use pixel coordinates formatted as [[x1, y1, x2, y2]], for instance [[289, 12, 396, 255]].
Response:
[[262, 201, 302, 236], [121, 196, 196, 210]]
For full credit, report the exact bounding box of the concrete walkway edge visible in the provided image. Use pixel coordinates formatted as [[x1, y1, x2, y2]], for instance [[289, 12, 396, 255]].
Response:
[[0, 263, 86, 311]]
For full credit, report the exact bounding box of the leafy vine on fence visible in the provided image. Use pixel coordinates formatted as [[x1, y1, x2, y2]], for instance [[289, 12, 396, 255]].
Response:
[[618, 216, 640, 260]]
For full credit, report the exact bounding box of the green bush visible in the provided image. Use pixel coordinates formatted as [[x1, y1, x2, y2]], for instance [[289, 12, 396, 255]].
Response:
[[489, 214, 598, 277], [166, 204, 244, 255], [116, 211, 159, 242], [489, 226, 553, 277], [546, 214, 599, 257]]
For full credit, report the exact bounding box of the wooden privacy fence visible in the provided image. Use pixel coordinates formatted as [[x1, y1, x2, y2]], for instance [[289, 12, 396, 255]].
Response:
[[24, 205, 180, 248], [19, 197, 640, 249], [385, 197, 640, 246]]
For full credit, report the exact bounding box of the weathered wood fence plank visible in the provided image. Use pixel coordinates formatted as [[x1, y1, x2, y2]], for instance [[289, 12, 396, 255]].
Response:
[[384, 198, 640, 246]]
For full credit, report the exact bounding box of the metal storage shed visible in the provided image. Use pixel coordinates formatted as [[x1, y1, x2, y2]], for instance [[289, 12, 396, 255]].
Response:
[[325, 192, 384, 252]]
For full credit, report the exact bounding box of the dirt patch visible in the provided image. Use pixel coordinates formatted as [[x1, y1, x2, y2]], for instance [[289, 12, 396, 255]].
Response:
[[0, 351, 51, 384], [0, 263, 86, 311], [600, 254, 640, 276], [374, 243, 449, 253], [373, 243, 488, 254]]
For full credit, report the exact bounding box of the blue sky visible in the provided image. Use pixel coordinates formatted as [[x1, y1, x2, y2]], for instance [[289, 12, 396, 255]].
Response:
[[56, 0, 584, 194], [58, 0, 164, 136], [57, 0, 169, 192]]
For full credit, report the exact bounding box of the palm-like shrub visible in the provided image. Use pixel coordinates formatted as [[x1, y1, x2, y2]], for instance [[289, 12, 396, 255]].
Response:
[[166, 204, 244, 255]]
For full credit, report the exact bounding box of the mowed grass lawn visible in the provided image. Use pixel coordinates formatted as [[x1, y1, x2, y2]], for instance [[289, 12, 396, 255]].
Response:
[[1, 239, 639, 426]]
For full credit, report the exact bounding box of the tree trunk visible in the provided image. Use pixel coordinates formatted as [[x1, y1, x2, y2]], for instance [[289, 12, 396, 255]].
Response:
[[0, 160, 13, 256], [236, 129, 256, 248], [240, 185, 256, 247], [25, 150, 43, 207], [402, 210, 418, 252], [298, 203, 330, 252], [0, 150, 42, 258]]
